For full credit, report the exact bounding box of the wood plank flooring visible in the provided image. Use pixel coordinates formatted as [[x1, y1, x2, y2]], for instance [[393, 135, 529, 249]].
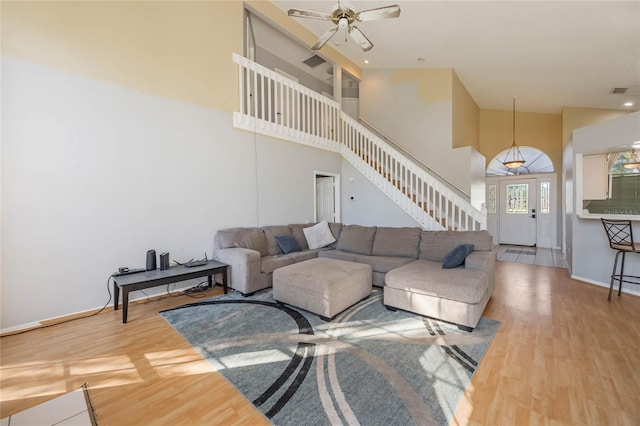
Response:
[[1, 261, 639, 425]]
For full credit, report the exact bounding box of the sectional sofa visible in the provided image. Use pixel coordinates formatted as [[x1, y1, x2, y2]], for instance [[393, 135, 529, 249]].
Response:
[[213, 222, 496, 330]]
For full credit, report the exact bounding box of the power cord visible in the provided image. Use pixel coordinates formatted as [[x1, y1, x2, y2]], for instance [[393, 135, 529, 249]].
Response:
[[2, 271, 218, 337], [166, 279, 212, 299], [1, 275, 114, 338]]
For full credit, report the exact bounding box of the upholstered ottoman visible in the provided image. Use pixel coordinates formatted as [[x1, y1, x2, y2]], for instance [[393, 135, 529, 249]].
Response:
[[273, 258, 372, 320]]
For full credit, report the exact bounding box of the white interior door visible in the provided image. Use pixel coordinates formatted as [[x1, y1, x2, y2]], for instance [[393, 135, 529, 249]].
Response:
[[499, 178, 537, 245], [316, 176, 335, 222]]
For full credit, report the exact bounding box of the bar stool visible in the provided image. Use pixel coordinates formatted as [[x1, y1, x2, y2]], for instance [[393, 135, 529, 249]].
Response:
[[601, 218, 640, 301]]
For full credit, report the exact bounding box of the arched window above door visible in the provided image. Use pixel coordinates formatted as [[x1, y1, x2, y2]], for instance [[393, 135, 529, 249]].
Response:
[[486, 146, 554, 176]]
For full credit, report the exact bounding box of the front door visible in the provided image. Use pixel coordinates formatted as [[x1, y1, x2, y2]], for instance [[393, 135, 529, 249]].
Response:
[[316, 176, 335, 222], [499, 178, 537, 245]]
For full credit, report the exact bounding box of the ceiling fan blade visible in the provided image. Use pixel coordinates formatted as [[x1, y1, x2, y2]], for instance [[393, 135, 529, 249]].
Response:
[[348, 25, 373, 51], [288, 9, 331, 21], [312, 26, 339, 50], [356, 4, 401, 22]]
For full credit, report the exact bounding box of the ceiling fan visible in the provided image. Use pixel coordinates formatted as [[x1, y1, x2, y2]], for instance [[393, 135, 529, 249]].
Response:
[[287, 2, 401, 52]]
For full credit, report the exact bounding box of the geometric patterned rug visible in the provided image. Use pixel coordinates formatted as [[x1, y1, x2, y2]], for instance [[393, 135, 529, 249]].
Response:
[[161, 289, 499, 426]]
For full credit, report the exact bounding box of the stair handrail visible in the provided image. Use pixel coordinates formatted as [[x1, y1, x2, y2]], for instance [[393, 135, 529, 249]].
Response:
[[356, 117, 471, 200], [341, 114, 486, 228], [232, 53, 486, 230]]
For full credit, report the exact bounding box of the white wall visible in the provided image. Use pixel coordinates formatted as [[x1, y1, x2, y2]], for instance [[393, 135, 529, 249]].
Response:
[[1, 57, 341, 330], [340, 160, 420, 228], [570, 111, 640, 292], [255, 137, 341, 226], [359, 69, 473, 198], [468, 147, 487, 211]]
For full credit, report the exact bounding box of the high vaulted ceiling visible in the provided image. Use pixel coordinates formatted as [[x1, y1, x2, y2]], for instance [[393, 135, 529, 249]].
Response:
[[271, 0, 640, 114]]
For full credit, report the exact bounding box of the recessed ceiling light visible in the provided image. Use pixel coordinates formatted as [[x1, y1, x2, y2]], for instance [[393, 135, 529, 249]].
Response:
[[624, 101, 634, 107], [364, 60, 369, 64], [418, 58, 425, 63]]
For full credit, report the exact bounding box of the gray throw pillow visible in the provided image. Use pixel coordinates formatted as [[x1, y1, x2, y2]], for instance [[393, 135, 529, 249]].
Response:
[[274, 235, 302, 254], [442, 244, 474, 269]]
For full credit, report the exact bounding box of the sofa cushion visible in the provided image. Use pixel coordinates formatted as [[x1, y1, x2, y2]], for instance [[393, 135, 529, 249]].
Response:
[[442, 244, 475, 269], [287, 250, 319, 263], [214, 227, 269, 257], [336, 225, 377, 255], [303, 221, 336, 249], [419, 230, 492, 262], [351, 253, 415, 273], [318, 249, 357, 263], [263, 226, 293, 256], [328, 222, 343, 243], [289, 224, 311, 251], [275, 235, 302, 255], [261, 255, 295, 274], [372, 227, 421, 258], [385, 259, 488, 304]]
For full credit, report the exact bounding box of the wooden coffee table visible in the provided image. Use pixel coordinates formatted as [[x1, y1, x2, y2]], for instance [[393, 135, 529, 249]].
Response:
[[113, 260, 229, 323]]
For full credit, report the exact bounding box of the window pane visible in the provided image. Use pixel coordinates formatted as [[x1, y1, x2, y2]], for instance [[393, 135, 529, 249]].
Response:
[[488, 184, 497, 214], [540, 181, 550, 214], [506, 184, 528, 214], [610, 151, 640, 175]]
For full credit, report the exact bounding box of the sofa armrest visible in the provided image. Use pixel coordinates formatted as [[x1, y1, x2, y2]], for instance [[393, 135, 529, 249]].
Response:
[[213, 247, 261, 294], [464, 250, 497, 294]]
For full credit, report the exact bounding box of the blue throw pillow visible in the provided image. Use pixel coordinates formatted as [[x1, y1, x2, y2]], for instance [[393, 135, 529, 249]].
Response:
[[442, 244, 475, 269], [275, 235, 302, 255]]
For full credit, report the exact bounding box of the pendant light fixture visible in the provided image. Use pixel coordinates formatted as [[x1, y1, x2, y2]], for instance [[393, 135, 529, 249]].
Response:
[[502, 97, 526, 169], [623, 149, 640, 169]]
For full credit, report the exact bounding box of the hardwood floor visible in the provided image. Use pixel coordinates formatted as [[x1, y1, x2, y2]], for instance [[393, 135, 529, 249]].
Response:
[[1, 262, 639, 425]]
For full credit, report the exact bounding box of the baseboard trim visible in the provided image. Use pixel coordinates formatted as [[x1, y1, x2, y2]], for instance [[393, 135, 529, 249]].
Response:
[[1, 280, 214, 336], [570, 274, 640, 297]]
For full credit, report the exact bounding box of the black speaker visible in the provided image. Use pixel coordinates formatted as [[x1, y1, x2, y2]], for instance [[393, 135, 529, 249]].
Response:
[[160, 252, 170, 270], [146, 249, 157, 271]]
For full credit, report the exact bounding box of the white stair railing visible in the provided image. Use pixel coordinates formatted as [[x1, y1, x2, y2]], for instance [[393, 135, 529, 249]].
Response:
[[233, 53, 341, 153], [233, 53, 486, 231]]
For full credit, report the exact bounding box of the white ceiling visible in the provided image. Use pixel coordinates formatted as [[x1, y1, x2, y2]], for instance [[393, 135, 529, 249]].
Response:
[[270, 0, 640, 114]]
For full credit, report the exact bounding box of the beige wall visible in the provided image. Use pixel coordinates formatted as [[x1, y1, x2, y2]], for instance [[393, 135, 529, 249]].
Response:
[[390, 68, 480, 150], [392, 68, 452, 104], [452, 72, 479, 150], [479, 109, 562, 173], [1, 1, 244, 112], [561, 107, 631, 149]]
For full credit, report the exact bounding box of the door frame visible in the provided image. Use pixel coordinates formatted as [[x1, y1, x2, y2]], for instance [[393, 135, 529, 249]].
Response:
[[486, 173, 558, 248], [314, 171, 341, 223]]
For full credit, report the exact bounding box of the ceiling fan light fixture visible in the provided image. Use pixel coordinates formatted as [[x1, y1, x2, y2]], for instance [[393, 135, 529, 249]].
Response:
[[288, 2, 400, 52], [623, 149, 640, 169], [502, 97, 526, 170]]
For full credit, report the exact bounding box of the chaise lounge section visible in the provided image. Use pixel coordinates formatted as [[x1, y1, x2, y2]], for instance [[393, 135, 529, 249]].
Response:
[[384, 230, 495, 331]]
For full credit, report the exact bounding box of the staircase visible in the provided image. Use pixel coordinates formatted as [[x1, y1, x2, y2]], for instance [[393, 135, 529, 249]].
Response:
[[233, 53, 486, 231]]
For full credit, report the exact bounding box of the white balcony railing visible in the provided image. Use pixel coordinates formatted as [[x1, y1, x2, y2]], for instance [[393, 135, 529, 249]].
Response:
[[233, 53, 486, 231]]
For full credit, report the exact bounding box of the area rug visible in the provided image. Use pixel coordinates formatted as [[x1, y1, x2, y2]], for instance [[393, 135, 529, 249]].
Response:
[[160, 290, 499, 426]]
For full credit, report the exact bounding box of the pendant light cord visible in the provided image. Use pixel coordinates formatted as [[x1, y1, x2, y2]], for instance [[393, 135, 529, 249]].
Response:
[[512, 97, 516, 144]]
